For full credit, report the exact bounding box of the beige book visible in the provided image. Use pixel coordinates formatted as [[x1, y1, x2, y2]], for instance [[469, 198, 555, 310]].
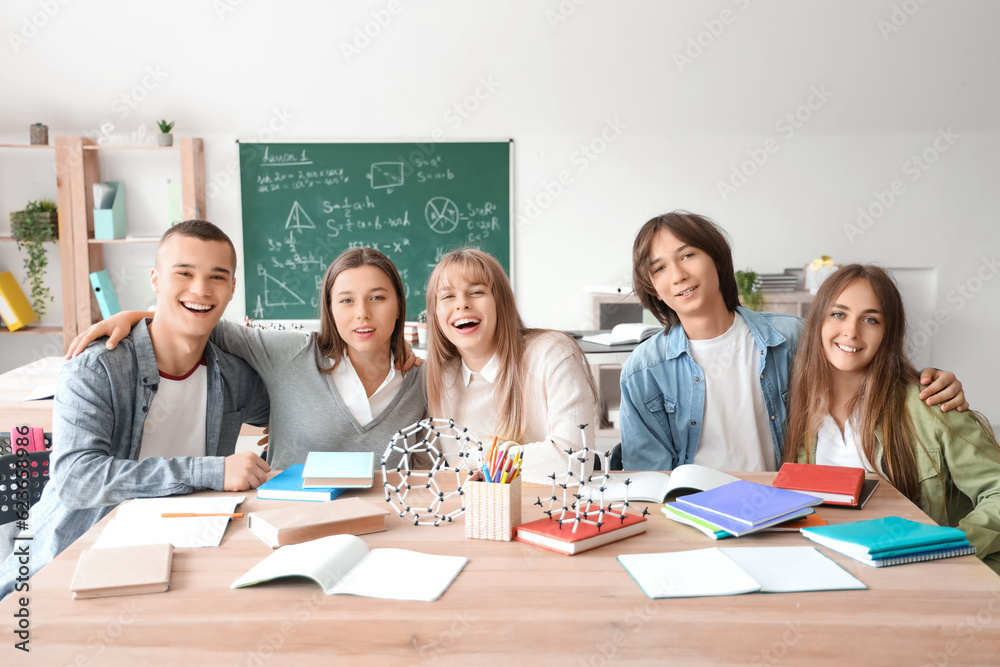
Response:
[[70, 543, 173, 600], [248, 498, 390, 548]]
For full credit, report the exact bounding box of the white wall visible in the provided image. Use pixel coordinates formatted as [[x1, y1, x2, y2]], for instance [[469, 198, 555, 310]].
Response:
[[1, 0, 998, 416]]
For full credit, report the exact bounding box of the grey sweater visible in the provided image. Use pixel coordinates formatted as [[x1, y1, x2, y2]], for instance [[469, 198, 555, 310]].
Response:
[[211, 320, 427, 470]]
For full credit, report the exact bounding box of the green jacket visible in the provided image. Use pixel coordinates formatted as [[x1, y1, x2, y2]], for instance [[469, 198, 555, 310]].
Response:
[[798, 384, 1000, 574]]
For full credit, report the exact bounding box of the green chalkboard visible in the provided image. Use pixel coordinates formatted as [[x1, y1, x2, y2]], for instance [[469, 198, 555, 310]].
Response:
[[238, 141, 511, 320]]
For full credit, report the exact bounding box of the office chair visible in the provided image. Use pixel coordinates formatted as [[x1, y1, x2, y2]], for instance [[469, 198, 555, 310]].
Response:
[[0, 432, 53, 526]]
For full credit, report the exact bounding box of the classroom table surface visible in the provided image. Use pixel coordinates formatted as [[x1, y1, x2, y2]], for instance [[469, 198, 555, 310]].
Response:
[[2, 471, 998, 666]]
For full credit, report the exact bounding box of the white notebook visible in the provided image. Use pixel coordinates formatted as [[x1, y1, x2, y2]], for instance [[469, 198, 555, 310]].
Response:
[[93, 496, 244, 549], [232, 534, 467, 602], [618, 546, 866, 598]]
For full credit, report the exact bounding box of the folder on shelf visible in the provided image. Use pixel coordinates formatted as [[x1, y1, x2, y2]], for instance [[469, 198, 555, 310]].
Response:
[[0, 271, 39, 331], [89, 270, 121, 318], [167, 179, 183, 225], [93, 181, 126, 240]]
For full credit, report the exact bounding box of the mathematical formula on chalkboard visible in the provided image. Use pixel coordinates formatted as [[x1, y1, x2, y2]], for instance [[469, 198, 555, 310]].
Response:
[[239, 142, 511, 320]]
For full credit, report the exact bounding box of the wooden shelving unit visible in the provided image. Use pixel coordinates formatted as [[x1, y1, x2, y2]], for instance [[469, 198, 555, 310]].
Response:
[[1, 137, 205, 348], [0, 141, 71, 343], [63, 136, 205, 340]]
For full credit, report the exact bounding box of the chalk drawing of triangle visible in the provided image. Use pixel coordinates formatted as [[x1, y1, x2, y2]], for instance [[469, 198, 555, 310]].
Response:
[[285, 201, 316, 230], [257, 265, 306, 307]]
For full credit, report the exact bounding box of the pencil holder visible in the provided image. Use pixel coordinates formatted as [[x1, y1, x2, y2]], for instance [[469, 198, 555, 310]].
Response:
[[465, 478, 521, 541]]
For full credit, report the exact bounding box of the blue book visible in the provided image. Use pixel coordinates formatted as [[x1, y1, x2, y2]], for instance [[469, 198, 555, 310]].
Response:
[[257, 464, 346, 502], [801, 516, 970, 558], [855, 539, 971, 560], [302, 452, 375, 489], [676, 480, 823, 527]]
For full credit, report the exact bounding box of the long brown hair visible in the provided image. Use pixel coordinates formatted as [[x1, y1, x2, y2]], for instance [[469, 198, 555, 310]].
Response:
[[784, 265, 927, 498], [425, 248, 596, 442], [315, 248, 406, 373], [631, 211, 741, 329]]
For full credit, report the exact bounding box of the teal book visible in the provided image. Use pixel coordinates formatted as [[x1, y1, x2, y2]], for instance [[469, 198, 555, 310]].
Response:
[[801, 516, 971, 559], [302, 452, 375, 489], [862, 545, 977, 568], [257, 464, 346, 502]]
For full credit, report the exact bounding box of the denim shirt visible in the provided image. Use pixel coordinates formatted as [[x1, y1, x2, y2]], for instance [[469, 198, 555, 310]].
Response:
[[620, 307, 802, 471], [0, 319, 269, 599]]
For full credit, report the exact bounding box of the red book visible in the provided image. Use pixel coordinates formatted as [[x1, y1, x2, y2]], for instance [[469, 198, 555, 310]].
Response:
[[772, 463, 865, 506], [514, 511, 647, 555]]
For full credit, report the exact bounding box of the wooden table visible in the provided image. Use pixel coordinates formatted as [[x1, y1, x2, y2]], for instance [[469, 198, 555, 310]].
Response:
[[2, 472, 998, 665], [0, 356, 63, 431]]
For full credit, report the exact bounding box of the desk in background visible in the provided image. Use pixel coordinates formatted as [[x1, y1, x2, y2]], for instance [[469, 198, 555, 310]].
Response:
[[0, 356, 62, 431], [2, 472, 997, 665], [0, 356, 266, 440]]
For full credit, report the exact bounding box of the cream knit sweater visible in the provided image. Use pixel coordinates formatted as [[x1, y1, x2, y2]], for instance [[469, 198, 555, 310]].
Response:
[[437, 330, 597, 485]]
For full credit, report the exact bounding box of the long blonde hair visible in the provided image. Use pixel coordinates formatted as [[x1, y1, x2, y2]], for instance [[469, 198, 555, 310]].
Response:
[[425, 248, 595, 442]]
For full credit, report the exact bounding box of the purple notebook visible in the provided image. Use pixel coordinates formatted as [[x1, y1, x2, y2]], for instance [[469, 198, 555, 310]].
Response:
[[676, 480, 823, 527]]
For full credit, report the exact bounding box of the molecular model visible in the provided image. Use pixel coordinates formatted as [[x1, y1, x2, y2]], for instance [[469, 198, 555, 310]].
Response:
[[381, 418, 482, 526], [534, 424, 648, 532]]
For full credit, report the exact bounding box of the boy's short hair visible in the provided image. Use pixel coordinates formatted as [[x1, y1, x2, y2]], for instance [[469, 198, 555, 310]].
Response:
[[632, 211, 741, 328], [158, 220, 237, 271]]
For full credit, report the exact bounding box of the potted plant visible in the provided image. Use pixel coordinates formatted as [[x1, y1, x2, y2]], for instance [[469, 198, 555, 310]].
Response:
[[29, 122, 48, 145], [735, 268, 763, 311], [10, 199, 58, 317], [157, 119, 175, 146]]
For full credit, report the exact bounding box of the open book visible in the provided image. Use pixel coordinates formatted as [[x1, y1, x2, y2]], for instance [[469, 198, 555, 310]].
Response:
[[582, 464, 738, 504], [231, 534, 467, 601], [618, 546, 866, 598], [581, 323, 660, 346]]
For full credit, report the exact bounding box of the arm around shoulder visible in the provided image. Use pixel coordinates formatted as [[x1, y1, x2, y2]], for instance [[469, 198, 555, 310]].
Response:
[[915, 396, 1000, 560], [210, 318, 310, 379]]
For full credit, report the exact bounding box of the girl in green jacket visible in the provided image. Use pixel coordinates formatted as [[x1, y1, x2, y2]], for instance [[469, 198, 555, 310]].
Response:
[[783, 264, 1000, 574]]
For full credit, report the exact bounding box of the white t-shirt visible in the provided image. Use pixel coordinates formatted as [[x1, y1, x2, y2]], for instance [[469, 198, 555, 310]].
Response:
[[689, 312, 776, 472], [138, 361, 208, 461], [815, 414, 875, 471], [330, 353, 402, 425]]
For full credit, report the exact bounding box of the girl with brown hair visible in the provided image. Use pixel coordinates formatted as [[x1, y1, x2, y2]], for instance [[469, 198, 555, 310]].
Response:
[[783, 264, 1000, 573]]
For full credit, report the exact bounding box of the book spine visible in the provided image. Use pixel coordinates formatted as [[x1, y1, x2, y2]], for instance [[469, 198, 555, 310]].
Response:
[[866, 545, 976, 567]]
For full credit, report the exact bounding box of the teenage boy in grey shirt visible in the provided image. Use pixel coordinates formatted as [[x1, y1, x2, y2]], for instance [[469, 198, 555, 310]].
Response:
[[0, 220, 270, 600]]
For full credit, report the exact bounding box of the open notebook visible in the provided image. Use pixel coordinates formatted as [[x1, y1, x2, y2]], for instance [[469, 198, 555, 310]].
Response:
[[232, 534, 467, 602]]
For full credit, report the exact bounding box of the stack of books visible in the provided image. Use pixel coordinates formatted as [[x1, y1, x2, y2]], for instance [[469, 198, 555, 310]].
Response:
[[756, 272, 801, 293], [800, 516, 976, 567], [661, 480, 822, 537]]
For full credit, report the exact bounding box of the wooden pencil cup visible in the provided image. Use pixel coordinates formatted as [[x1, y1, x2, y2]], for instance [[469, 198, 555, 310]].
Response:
[[465, 478, 521, 541]]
